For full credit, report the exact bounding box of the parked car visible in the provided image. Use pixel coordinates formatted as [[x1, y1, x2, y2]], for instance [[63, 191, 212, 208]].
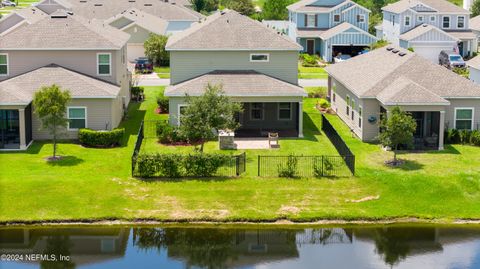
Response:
[[334, 54, 352, 63], [439, 50, 465, 69], [134, 57, 153, 74], [1, 0, 16, 7]]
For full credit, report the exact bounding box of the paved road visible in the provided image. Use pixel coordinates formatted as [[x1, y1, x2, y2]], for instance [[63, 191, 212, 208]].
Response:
[[299, 79, 328, 87]]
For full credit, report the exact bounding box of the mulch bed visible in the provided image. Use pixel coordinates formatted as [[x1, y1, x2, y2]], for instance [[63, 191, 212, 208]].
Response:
[[155, 108, 168, 114]]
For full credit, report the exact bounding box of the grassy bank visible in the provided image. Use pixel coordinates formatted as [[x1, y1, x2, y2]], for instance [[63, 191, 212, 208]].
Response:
[[1, 86, 480, 223]]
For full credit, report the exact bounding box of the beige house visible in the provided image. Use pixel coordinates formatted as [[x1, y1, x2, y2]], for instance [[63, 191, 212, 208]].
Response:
[[165, 10, 307, 137], [0, 12, 131, 150], [325, 46, 480, 150]]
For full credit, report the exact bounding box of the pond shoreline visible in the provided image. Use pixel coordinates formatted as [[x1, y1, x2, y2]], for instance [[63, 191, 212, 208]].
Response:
[[2, 217, 480, 227]]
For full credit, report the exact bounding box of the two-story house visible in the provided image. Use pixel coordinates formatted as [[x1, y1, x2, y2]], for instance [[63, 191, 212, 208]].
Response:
[[0, 11, 130, 150], [377, 0, 476, 63], [165, 10, 307, 137], [287, 0, 377, 62], [32, 0, 203, 61]]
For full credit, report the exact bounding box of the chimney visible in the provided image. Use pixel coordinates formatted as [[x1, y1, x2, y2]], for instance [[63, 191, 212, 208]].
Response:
[[464, 0, 472, 11]]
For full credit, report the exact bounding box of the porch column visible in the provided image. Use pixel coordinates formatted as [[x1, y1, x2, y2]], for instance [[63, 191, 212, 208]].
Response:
[[438, 111, 445, 150], [298, 101, 304, 137], [18, 108, 27, 150]]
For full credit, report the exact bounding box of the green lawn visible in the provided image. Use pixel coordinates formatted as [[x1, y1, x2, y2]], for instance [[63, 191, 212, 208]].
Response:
[[0, 0, 38, 16], [1, 86, 480, 223], [298, 63, 328, 79], [153, 66, 170, 79]]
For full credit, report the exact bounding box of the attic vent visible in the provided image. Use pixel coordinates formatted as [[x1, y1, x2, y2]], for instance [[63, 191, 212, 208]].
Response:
[[220, 10, 226, 15], [51, 14, 68, 18], [392, 49, 399, 54], [94, 3, 103, 6], [128, 0, 136, 2], [144, 3, 152, 6], [399, 52, 407, 57], [67, 11, 74, 15], [79, 0, 86, 2], [386, 47, 394, 51]]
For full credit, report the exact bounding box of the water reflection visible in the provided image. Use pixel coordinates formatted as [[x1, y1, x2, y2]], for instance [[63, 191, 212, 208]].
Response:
[[0, 226, 479, 268]]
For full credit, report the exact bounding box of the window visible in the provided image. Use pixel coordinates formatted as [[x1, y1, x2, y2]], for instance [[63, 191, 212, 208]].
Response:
[[392, 15, 395, 26], [442, 16, 450, 28], [250, 54, 269, 62], [307, 14, 316, 27], [334, 14, 340, 22], [430, 16, 436, 22], [97, 53, 111, 75], [278, 103, 292, 120], [418, 16, 424, 22], [358, 106, 362, 128], [332, 82, 337, 103], [458, 16, 465, 28], [346, 96, 350, 115], [178, 105, 188, 126], [455, 108, 474, 130], [68, 107, 87, 130], [404, 15, 411, 27], [351, 99, 355, 120], [0, 54, 8, 76], [251, 103, 263, 120], [357, 14, 365, 23]]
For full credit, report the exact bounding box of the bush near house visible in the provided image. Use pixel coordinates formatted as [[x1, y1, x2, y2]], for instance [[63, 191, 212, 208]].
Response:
[[78, 128, 125, 147], [300, 53, 321, 67], [156, 92, 169, 113], [445, 129, 480, 146], [156, 121, 186, 144], [131, 86, 144, 101]]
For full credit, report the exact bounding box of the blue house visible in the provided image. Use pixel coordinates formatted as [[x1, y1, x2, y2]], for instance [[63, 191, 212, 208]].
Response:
[[287, 0, 377, 62]]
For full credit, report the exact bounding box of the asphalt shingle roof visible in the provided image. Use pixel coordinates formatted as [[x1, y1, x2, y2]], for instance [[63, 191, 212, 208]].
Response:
[[382, 0, 469, 14], [165, 70, 307, 97], [376, 76, 449, 105], [470, 16, 480, 31], [399, 24, 458, 41], [106, 8, 168, 35], [325, 46, 480, 101], [0, 65, 120, 105], [0, 13, 130, 49], [166, 10, 302, 51]]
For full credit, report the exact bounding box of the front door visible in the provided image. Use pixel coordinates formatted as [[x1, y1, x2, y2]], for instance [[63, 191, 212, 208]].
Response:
[[306, 39, 315, 55]]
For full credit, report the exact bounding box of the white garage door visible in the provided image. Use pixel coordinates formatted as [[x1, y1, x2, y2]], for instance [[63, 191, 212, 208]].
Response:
[[411, 44, 455, 63], [127, 43, 145, 62]]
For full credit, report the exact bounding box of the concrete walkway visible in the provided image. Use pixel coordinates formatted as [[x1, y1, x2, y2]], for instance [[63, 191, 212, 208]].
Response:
[[299, 79, 328, 87], [137, 73, 170, 86]]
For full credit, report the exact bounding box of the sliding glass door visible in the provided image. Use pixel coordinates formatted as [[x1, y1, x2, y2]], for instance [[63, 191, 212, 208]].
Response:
[[0, 110, 20, 149]]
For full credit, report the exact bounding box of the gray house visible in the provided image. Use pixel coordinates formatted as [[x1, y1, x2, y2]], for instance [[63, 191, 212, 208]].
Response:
[[165, 10, 307, 137], [325, 46, 480, 150], [0, 12, 131, 150]]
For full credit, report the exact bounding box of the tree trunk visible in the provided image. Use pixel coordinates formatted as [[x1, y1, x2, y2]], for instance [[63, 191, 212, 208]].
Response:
[[200, 141, 204, 153], [53, 120, 57, 158], [393, 145, 397, 164]]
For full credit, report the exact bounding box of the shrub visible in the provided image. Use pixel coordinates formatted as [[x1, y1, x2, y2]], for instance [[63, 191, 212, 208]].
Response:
[[136, 154, 159, 178], [131, 86, 144, 98], [183, 154, 229, 177], [307, 87, 327, 98], [459, 129, 471, 144], [156, 93, 169, 113], [79, 128, 124, 147], [156, 121, 185, 144], [470, 130, 480, 146], [301, 54, 320, 67], [318, 98, 330, 109], [277, 155, 298, 178], [445, 129, 460, 144], [157, 154, 183, 178]]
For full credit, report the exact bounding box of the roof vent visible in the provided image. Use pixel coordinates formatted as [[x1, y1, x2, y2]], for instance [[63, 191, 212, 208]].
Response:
[[79, 0, 86, 2], [386, 47, 394, 51], [423, 24, 428, 27], [399, 52, 407, 57], [144, 3, 152, 6], [128, 0, 136, 2], [392, 49, 399, 54], [94, 3, 103, 6], [220, 10, 226, 15]]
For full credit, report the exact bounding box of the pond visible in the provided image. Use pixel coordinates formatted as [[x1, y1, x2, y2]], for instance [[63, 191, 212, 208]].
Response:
[[1, 225, 480, 269]]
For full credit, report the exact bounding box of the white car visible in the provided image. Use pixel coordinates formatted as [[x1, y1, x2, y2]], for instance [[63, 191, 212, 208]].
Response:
[[1, 1, 16, 7], [334, 54, 352, 63]]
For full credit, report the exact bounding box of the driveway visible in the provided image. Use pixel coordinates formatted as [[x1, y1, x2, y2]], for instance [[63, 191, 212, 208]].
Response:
[[137, 73, 170, 86], [299, 79, 328, 87]]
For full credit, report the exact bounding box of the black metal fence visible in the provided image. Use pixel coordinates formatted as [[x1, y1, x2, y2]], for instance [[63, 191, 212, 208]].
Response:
[[131, 120, 145, 177], [321, 115, 355, 175], [143, 119, 168, 138], [258, 155, 353, 177]]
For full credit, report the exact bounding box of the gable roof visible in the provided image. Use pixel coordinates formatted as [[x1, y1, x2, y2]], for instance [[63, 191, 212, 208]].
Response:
[[287, 0, 355, 12], [325, 46, 480, 101], [106, 8, 168, 35], [165, 70, 306, 97], [0, 13, 130, 50], [319, 22, 376, 40], [467, 55, 480, 69], [376, 76, 449, 105], [166, 10, 302, 51], [382, 0, 468, 14], [470, 16, 480, 31], [0, 65, 120, 105], [399, 24, 459, 41]]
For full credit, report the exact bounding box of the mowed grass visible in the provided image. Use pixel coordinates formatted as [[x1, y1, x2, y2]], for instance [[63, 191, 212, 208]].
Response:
[[1, 86, 480, 223], [0, 0, 38, 15], [298, 63, 328, 79], [153, 66, 170, 79]]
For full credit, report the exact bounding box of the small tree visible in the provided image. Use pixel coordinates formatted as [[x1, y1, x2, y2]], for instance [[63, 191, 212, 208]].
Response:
[[262, 0, 295, 20], [472, 0, 480, 17], [378, 106, 417, 165], [178, 84, 243, 152], [223, 0, 255, 16], [144, 34, 169, 66], [190, 0, 218, 12], [33, 84, 71, 160]]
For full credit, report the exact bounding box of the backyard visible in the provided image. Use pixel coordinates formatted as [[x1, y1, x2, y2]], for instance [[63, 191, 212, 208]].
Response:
[[1, 86, 480, 223]]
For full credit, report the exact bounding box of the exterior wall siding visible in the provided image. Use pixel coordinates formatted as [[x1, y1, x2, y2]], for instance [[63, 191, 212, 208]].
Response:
[[123, 25, 151, 43], [445, 99, 480, 130], [409, 29, 458, 42], [469, 67, 480, 85], [381, 11, 401, 45], [342, 5, 369, 32], [169, 51, 299, 85]]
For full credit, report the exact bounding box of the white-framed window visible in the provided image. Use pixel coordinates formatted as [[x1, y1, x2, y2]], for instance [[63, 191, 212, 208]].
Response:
[[97, 53, 111, 76], [457, 16, 465, 29], [333, 14, 340, 22], [404, 15, 411, 27], [346, 95, 350, 116], [306, 14, 316, 27], [430, 16, 436, 22], [278, 103, 292, 120], [332, 82, 337, 103], [351, 99, 356, 120], [250, 103, 264, 120], [67, 107, 87, 130], [0, 53, 8, 76], [250, 53, 269, 62], [357, 14, 365, 23], [454, 108, 474, 130], [177, 104, 188, 126], [442, 16, 451, 29], [418, 15, 424, 22], [358, 106, 362, 128]]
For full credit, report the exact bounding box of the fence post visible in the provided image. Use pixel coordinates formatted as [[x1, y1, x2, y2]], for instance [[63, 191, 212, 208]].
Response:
[[236, 155, 240, 176], [243, 152, 246, 173], [257, 156, 260, 177]]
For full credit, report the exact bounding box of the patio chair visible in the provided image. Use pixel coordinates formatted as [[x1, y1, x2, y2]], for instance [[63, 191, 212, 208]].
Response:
[[268, 132, 279, 148]]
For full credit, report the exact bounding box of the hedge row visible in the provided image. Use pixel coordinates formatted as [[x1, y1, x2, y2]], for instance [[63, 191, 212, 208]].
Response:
[[79, 128, 125, 147], [135, 153, 233, 178], [445, 129, 480, 146]]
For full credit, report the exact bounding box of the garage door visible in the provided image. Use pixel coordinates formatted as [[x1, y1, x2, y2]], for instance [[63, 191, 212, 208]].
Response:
[[411, 44, 455, 63], [127, 44, 145, 62]]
